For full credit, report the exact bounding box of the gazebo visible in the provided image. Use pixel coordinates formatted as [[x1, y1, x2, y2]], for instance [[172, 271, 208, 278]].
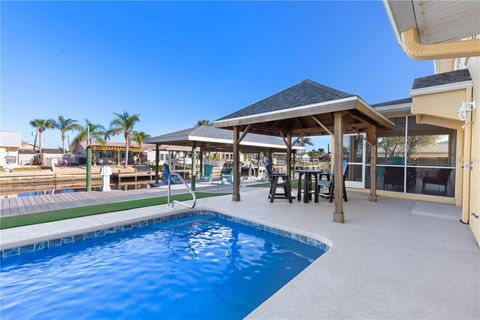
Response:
[[215, 79, 394, 223], [144, 125, 303, 190]]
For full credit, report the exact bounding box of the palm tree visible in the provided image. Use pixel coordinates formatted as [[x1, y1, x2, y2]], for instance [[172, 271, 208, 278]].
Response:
[[133, 131, 150, 163], [110, 112, 140, 168], [54, 116, 81, 153], [295, 137, 314, 147], [71, 119, 106, 150], [101, 129, 112, 143], [133, 131, 150, 148], [29, 118, 55, 164], [29, 119, 42, 151], [196, 120, 212, 127]]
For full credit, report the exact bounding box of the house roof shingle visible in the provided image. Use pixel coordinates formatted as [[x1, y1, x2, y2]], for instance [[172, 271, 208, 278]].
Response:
[[371, 98, 412, 108], [217, 79, 356, 121], [412, 69, 472, 90]]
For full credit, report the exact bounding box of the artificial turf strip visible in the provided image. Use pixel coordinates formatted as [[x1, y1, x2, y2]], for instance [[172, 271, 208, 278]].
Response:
[[0, 192, 227, 230], [247, 179, 300, 188]]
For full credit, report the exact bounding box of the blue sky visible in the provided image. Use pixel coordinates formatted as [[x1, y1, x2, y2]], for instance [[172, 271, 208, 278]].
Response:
[[1, 1, 432, 150]]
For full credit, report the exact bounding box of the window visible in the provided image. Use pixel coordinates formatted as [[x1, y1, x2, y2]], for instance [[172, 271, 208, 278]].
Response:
[[364, 116, 456, 197], [406, 116, 456, 196]]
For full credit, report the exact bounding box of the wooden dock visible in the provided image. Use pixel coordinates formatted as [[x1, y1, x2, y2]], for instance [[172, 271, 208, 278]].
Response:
[[0, 184, 233, 218], [112, 170, 155, 183]]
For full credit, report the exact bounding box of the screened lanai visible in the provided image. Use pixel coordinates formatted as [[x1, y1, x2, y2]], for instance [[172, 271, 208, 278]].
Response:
[[215, 79, 394, 223], [144, 125, 303, 190]]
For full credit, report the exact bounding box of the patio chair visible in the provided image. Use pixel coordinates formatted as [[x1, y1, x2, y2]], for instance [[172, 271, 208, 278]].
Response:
[[163, 163, 179, 185], [220, 166, 233, 184], [266, 164, 292, 203], [317, 160, 348, 203], [422, 168, 452, 194], [383, 166, 404, 191], [199, 164, 214, 183]]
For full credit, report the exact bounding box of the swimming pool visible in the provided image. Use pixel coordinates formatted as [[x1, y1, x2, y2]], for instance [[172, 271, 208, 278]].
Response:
[[0, 212, 327, 319]]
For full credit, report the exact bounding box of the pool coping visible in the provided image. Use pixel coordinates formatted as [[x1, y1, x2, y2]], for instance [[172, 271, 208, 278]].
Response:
[[0, 204, 332, 259]]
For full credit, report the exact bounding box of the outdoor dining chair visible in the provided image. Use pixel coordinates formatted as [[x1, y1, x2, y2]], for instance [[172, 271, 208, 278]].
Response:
[[199, 164, 214, 183], [317, 160, 348, 203], [266, 164, 292, 203]]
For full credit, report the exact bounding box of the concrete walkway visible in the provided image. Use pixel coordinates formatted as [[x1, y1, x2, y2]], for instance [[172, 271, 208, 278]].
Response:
[[1, 189, 478, 319]]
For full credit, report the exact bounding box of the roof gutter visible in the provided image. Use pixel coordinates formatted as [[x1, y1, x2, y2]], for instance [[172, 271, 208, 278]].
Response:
[[382, 0, 402, 45], [401, 28, 480, 60]]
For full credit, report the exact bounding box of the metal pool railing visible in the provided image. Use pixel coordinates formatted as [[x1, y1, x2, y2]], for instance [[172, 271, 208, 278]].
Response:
[[167, 173, 196, 209]]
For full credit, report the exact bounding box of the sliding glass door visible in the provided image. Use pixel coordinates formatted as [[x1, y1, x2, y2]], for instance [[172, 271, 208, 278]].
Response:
[[343, 134, 365, 188]]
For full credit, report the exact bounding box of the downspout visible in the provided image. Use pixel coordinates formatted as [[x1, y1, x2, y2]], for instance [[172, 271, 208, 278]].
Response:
[[461, 87, 474, 223], [401, 28, 480, 60]]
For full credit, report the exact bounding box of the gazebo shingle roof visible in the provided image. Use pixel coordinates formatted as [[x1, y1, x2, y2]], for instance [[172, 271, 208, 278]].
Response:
[[218, 79, 356, 121], [144, 126, 303, 151]]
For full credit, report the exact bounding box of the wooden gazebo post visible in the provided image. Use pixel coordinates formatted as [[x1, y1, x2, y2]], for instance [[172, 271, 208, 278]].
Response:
[[154, 143, 160, 184], [199, 146, 204, 176], [232, 125, 251, 201], [368, 125, 377, 202], [286, 133, 292, 179], [333, 111, 344, 223], [232, 126, 240, 201], [191, 141, 197, 191]]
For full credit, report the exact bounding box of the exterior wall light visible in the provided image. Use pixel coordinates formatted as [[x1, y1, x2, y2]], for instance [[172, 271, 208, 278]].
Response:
[[458, 101, 476, 122]]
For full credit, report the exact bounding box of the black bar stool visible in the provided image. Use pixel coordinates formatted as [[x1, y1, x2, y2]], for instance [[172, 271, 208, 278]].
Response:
[[266, 164, 292, 203]]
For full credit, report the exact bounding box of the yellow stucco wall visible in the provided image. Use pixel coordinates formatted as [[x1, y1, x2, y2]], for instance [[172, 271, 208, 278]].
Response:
[[412, 90, 467, 128], [467, 58, 480, 245], [410, 68, 479, 246]]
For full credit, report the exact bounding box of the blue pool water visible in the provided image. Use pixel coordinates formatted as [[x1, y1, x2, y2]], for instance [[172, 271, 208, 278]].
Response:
[[0, 215, 326, 319]]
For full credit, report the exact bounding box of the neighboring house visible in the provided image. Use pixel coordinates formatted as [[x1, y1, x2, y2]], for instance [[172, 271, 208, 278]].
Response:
[[143, 145, 191, 165], [18, 148, 66, 166], [300, 153, 311, 162], [75, 141, 148, 165], [19, 141, 35, 151], [0, 131, 21, 167]]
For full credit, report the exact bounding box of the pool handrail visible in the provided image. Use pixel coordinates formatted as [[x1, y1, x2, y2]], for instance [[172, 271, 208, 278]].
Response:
[[167, 173, 196, 209]]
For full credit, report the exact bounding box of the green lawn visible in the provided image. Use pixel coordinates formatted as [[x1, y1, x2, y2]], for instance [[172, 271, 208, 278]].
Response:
[[0, 192, 227, 230]]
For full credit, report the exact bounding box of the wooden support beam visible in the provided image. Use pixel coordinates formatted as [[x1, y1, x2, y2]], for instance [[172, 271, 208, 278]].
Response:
[[368, 125, 378, 202], [199, 146, 204, 176], [286, 133, 292, 180], [154, 144, 160, 184], [333, 112, 344, 223], [310, 116, 333, 136], [279, 131, 290, 147], [232, 126, 241, 201], [238, 124, 252, 143], [290, 127, 327, 136], [191, 141, 197, 191], [365, 126, 376, 145], [346, 111, 373, 128], [246, 124, 284, 135], [352, 128, 372, 146]]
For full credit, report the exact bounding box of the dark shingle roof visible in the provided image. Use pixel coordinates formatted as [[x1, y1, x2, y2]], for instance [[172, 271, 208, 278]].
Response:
[[217, 79, 356, 121], [371, 98, 412, 108], [412, 69, 472, 90], [145, 126, 301, 149]]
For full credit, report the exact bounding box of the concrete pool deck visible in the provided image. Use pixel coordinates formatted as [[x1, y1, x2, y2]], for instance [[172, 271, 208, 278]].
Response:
[[1, 189, 479, 319]]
